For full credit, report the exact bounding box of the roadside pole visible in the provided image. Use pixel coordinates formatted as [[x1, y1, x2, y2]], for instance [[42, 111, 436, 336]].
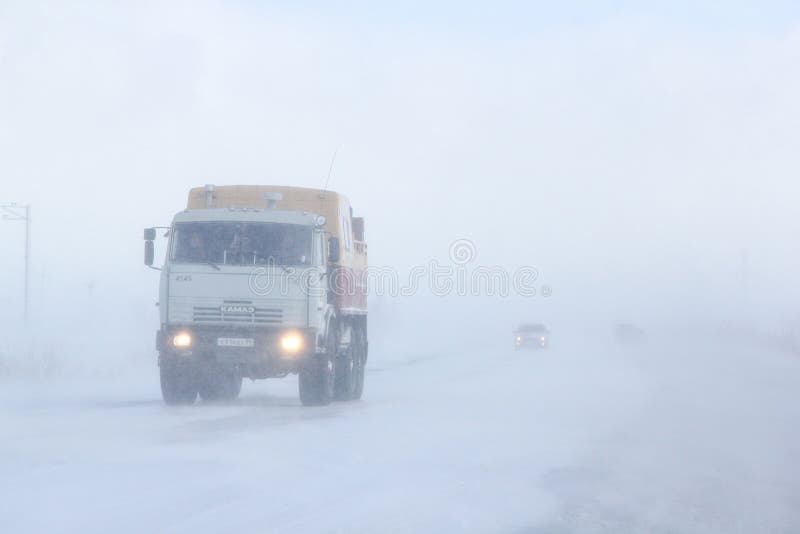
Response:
[[1, 203, 32, 320]]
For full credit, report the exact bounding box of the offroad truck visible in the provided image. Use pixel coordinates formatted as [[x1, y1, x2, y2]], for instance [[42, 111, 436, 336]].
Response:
[[144, 185, 368, 406]]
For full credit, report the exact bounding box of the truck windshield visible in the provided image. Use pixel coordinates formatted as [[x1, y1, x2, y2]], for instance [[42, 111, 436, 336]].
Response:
[[172, 222, 312, 266]]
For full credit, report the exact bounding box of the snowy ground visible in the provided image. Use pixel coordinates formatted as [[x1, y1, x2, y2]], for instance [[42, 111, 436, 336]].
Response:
[[1, 338, 799, 533]]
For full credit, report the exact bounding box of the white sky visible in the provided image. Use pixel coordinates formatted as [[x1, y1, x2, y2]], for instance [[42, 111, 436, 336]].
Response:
[[1, 1, 798, 335]]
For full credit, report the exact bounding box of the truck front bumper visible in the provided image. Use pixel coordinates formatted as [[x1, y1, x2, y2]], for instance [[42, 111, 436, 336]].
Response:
[[157, 325, 317, 378]]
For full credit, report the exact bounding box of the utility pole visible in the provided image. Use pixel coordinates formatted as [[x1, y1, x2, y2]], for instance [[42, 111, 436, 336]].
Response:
[[1, 203, 31, 320]]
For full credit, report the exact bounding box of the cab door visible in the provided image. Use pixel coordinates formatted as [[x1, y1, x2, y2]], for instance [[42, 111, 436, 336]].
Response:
[[306, 231, 328, 334]]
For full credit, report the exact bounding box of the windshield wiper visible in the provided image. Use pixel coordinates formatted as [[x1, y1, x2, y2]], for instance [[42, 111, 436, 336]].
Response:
[[205, 261, 221, 271]]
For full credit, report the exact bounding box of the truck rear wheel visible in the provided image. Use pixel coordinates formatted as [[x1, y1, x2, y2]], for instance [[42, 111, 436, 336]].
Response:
[[335, 325, 366, 401], [299, 335, 335, 406], [160, 363, 198, 405], [352, 328, 366, 400], [334, 350, 356, 401], [198, 370, 243, 402]]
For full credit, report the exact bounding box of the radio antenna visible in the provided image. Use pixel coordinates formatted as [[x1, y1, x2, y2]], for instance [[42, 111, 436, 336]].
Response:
[[322, 147, 338, 195]]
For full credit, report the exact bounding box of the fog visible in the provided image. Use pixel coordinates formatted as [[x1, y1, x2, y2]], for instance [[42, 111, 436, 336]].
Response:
[[1, 2, 799, 533]]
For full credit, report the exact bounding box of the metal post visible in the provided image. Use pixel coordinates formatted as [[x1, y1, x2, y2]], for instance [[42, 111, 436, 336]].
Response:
[[1, 203, 31, 321], [24, 205, 30, 320]]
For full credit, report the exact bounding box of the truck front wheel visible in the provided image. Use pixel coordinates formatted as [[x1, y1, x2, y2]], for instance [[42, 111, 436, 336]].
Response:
[[299, 336, 335, 406], [160, 362, 199, 405]]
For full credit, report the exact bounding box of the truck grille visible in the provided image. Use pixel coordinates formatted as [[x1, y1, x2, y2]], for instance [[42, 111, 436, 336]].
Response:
[[193, 302, 283, 324]]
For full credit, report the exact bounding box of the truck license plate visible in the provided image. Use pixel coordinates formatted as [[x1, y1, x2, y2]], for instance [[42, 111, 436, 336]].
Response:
[[217, 337, 255, 348]]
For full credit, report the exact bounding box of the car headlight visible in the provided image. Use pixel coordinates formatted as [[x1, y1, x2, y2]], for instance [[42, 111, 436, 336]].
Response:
[[173, 332, 192, 347], [280, 332, 304, 353], [516, 336, 522, 342]]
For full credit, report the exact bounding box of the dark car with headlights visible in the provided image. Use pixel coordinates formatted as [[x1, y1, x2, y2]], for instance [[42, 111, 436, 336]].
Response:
[[514, 323, 549, 350]]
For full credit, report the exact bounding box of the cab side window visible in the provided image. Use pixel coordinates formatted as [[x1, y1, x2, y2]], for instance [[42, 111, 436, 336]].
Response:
[[341, 215, 352, 251]]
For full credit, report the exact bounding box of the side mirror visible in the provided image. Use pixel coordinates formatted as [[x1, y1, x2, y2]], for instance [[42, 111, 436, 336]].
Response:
[[144, 240, 155, 266], [328, 237, 340, 263], [144, 228, 156, 241]]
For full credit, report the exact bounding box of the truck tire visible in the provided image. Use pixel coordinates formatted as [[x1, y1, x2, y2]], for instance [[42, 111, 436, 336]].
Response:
[[352, 327, 366, 400], [198, 371, 243, 402], [160, 363, 198, 405], [335, 325, 366, 401], [334, 350, 356, 401], [299, 335, 335, 406]]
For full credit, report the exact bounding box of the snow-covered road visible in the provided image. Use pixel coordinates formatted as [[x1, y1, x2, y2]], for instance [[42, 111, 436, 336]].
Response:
[[1, 340, 798, 533]]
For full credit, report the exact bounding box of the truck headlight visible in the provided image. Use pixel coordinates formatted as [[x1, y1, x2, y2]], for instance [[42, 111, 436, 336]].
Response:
[[280, 332, 303, 353], [173, 332, 192, 348]]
